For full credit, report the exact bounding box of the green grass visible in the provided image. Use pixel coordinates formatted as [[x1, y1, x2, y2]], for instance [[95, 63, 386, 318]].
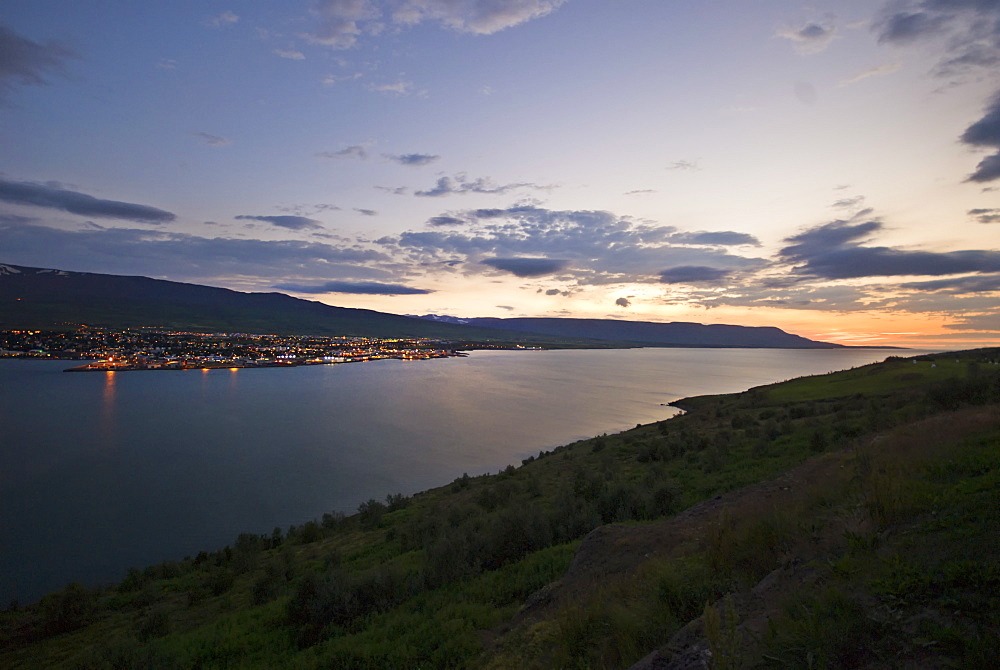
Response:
[[3, 348, 998, 669]]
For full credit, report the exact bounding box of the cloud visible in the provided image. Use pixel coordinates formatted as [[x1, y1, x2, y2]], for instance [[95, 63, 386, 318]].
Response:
[[274, 49, 306, 60], [876, 11, 948, 44], [191, 131, 231, 146], [778, 22, 837, 54], [900, 274, 1000, 293], [307, 0, 379, 49], [385, 205, 765, 285], [780, 219, 1000, 279], [874, 1, 1000, 79], [780, 219, 881, 261], [615, 297, 631, 308], [391, 0, 567, 35], [367, 80, 417, 95], [354, 208, 377, 216], [0, 178, 175, 224], [839, 62, 901, 86], [968, 154, 1000, 183], [0, 221, 391, 286], [669, 231, 761, 246], [666, 160, 699, 171], [274, 280, 432, 295], [316, 144, 369, 159], [658, 266, 731, 284], [0, 24, 75, 99], [205, 11, 239, 28], [960, 93, 1000, 182], [482, 257, 569, 277], [385, 153, 440, 166], [624, 189, 657, 196], [496, 305, 514, 310], [832, 195, 866, 209], [415, 174, 543, 197], [307, 0, 567, 50], [427, 216, 465, 227], [235, 215, 324, 230], [960, 94, 1000, 148], [969, 208, 1000, 223]]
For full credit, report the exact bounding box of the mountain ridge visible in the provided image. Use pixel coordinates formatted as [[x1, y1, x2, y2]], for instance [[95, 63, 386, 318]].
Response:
[[1, 263, 842, 348]]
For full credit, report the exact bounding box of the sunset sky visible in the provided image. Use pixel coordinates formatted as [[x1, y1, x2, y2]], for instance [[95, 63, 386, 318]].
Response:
[[2, 1, 999, 348]]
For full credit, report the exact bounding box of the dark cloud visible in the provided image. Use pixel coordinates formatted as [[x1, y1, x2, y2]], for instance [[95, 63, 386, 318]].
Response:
[[235, 215, 323, 230], [191, 131, 231, 146], [781, 220, 1000, 279], [0, 221, 391, 286], [472, 208, 506, 218], [875, 1, 1000, 79], [496, 305, 514, 310], [877, 11, 948, 44], [961, 93, 1000, 149], [780, 220, 882, 262], [833, 196, 866, 209], [809, 248, 1000, 278], [967, 153, 1000, 183], [669, 231, 761, 246], [615, 297, 631, 308], [779, 22, 837, 53], [481, 257, 569, 277], [0, 213, 37, 225], [385, 153, 440, 166], [900, 274, 1000, 293], [316, 144, 368, 159], [969, 208, 1000, 223], [0, 24, 75, 99], [414, 174, 542, 197], [427, 216, 464, 227], [658, 266, 731, 284], [544, 288, 561, 295], [354, 208, 377, 216], [0, 178, 175, 224], [273, 280, 432, 295]]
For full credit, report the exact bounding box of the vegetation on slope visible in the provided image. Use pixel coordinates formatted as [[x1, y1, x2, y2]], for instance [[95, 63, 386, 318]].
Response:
[[1, 350, 997, 669]]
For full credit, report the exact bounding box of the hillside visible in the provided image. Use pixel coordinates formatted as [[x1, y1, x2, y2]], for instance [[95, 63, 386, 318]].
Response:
[[0, 264, 842, 349], [455, 316, 844, 349], [0, 264, 564, 343], [2, 349, 997, 668]]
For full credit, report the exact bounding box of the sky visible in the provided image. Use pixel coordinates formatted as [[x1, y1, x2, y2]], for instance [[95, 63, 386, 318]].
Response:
[[1, 0, 999, 348]]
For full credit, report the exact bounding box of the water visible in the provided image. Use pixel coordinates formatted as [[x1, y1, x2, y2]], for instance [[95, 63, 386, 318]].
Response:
[[0, 347, 910, 603]]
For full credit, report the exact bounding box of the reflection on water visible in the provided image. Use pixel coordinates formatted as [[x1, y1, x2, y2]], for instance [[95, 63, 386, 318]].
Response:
[[99, 371, 117, 444], [0, 347, 919, 603]]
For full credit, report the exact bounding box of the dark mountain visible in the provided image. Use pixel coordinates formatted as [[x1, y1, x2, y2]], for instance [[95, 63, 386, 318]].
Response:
[[0, 264, 539, 341], [0, 263, 841, 347], [448, 316, 843, 349]]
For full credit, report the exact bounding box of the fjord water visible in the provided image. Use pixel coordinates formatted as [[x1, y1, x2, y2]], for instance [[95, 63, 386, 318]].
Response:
[[1, 347, 908, 603]]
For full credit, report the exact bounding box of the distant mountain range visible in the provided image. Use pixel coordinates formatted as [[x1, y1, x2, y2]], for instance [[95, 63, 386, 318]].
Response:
[[418, 315, 845, 349], [0, 263, 842, 348]]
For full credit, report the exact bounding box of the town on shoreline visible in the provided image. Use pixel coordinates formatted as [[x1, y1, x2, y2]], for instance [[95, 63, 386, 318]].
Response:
[[0, 328, 517, 372]]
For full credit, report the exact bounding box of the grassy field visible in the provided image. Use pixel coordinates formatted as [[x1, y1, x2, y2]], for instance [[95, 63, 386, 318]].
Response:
[[2, 348, 997, 668]]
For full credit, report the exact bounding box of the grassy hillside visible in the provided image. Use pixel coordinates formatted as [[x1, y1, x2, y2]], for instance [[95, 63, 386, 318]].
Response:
[[2, 350, 997, 669]]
